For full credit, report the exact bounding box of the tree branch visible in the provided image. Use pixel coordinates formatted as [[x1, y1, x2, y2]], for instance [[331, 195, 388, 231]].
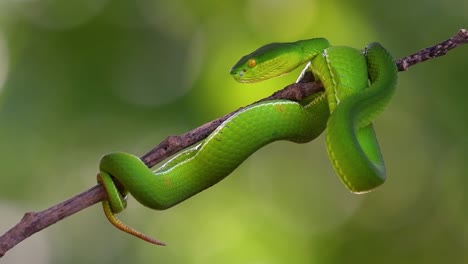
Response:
[[396, 28, 468, 71], [1, 28, 467, 258]]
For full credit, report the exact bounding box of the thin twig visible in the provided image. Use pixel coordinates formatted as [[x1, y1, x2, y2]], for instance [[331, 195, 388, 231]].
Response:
[[396, 28, 468, 71], [1, 28, 467, 258]]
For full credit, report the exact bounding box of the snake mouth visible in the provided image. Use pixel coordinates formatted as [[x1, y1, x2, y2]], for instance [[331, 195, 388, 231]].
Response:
[[230, 68, 256, 83], [230, 68, 245, 77]]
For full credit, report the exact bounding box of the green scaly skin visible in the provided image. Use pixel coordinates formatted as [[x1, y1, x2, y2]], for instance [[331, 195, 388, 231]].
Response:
[[97, 38, 397, 244]]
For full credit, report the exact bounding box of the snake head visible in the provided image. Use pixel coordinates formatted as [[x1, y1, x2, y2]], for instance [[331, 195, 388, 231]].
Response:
[[230, 38, 330, 83], [230, 42, 305, 83]]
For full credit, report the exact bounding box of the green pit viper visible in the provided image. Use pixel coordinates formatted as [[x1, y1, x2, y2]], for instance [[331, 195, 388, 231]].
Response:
[[97, 38, 398, 245]]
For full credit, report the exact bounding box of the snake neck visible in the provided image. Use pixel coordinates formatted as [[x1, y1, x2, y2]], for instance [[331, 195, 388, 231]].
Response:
[[295, 38, 331, 63], [309, 46, 369, 114]]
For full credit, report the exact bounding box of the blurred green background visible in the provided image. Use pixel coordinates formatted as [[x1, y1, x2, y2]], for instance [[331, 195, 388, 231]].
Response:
[[0, 0, 467, 263]]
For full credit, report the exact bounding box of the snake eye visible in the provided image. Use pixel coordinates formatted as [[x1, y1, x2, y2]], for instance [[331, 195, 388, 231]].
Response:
[[248, 59, 257, 68]]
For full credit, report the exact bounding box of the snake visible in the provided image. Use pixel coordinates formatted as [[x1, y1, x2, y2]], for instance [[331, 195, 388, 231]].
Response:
[[97, 38, 398, 245]]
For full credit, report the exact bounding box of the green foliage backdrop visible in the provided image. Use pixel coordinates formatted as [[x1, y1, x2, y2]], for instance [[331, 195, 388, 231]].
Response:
[[0, 0, 467, 263]]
